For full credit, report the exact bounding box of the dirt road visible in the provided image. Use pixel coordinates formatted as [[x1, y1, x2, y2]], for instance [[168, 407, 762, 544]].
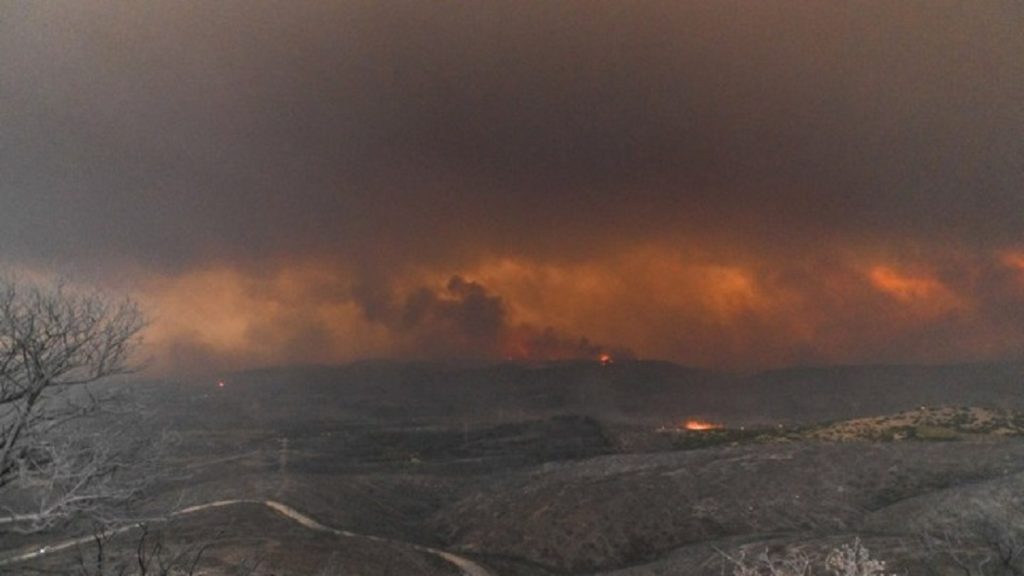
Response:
[[0, 499, 494, 576]]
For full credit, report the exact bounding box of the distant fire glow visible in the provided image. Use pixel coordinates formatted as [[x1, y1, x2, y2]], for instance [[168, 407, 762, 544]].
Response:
[[682, 419, 721, 431], [217, 380, 225, 388], [600, 354, 613, 366]]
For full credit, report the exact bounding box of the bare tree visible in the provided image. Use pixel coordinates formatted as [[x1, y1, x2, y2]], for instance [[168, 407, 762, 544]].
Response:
[[0, 274, 148, 534]]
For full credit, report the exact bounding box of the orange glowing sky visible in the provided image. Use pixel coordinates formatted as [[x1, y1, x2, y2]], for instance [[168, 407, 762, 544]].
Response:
[[124, 244, 1024, 374], [2, 2, 1022, 375]]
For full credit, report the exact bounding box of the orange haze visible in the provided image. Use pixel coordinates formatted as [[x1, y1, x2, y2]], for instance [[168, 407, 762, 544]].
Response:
[[123, 244, 1024, 375]]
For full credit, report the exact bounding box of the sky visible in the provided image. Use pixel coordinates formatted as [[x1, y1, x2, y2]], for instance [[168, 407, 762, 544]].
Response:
[[2, 1, 1023, 374]]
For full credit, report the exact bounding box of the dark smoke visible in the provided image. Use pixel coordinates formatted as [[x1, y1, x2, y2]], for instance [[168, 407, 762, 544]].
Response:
[[361, 275, 616, 362]]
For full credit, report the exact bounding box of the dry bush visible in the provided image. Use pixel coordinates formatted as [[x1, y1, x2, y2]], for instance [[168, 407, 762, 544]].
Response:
[[824, 539, 892, 576], [721, 539, 892, 576], [720, 546, 813, 576]]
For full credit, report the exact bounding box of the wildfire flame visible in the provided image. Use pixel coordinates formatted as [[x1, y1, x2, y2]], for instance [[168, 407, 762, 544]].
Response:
[[599, 353, 613, 366], [682, 419, 721, 431]]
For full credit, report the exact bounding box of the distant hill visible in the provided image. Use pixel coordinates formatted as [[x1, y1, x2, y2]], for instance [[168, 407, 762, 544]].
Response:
[[151, 359, 1024, 427], [798, 405, 1024, 442], [747, 362, 1024, 423]]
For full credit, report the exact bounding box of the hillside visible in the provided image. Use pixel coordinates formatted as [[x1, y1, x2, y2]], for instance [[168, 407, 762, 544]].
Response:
[[14, 360, 1024, 575], [428, 439, 1024, 572]]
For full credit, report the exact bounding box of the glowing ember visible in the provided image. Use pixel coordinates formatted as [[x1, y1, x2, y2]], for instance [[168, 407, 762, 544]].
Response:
[[599, 353, 613, 366], [682, 419, 721, 431]]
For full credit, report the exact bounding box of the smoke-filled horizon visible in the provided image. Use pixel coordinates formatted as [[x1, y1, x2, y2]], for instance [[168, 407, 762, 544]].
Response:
[[3, 2, 1023, 374]]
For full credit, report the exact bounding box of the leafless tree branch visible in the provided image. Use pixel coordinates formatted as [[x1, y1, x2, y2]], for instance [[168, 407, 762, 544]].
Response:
[[0, 274, 149, 535]]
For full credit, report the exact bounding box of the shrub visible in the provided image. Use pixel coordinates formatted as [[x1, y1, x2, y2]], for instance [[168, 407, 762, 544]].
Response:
[[824, 539, 892, 576], [721, 538, 892, 576]]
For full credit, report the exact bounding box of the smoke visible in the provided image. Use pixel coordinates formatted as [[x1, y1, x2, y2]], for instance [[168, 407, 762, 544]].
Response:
[[131, 243, 1024, 376], [360, 274, 617, 363], [503, 326, 623, 364], [2, 1, 1022, 272], [3, 2, 1022, 372], [397, 276, 506, 359]]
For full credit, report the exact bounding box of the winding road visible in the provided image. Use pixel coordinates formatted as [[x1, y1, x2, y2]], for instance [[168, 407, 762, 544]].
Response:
[[0, 499, 493, 576]]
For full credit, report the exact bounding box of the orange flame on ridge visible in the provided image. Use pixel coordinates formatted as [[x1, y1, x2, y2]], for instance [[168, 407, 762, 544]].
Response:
[[683, 419, 722, 431]]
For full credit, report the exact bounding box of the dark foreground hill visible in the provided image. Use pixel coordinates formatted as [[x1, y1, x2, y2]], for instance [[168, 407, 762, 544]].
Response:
[[430, 439, 1024, 573]]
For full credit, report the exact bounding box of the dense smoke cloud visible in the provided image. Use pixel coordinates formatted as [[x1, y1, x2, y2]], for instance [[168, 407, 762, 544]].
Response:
[[370, 275, 613, 362], [140, 266, 615, 373], [131, 248, 1024, 374], [387, 276, 508, 360], [1, 2, 1022, 372]]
